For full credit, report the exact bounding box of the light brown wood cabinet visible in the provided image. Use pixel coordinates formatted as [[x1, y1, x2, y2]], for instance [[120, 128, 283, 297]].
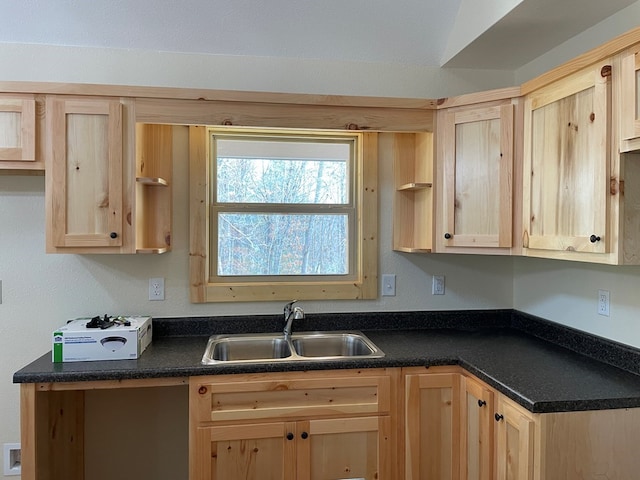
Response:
[[0, 94, 44, 171], [390, 132, 434, 252], [403, 367, 461, 480], [461, 375, 494, 480], [620, 44, 640, 152], [522, 56, 640, 264], [189, 369, 395, 480], [493, 394, 535, 480], [45, 96, 172, 254], [46, 96, 127, 251], [436, 97, 520, 254]]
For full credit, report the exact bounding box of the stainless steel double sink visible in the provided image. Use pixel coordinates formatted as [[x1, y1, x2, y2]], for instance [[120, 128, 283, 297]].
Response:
[[201, 331, 384, 365]]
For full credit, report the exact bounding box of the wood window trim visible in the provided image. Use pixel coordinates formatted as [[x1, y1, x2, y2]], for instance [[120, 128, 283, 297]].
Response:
[[188, 126, 378, 303]]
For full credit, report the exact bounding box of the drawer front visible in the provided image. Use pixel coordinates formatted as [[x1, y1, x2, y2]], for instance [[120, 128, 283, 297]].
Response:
[[190, 370, 392, 423]]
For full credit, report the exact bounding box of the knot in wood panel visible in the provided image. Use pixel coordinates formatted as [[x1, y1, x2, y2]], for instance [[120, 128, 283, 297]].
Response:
[[610, 178, 619, 195], [600, 65, 612, 78]]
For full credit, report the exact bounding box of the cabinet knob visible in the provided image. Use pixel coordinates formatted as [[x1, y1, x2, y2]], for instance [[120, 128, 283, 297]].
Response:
[[590, 234, 601, 243], [286, 433, 294, 441], [444, 233, 452, 239], [110, 232, 118, 239], [477, 399, 487, 407], [301, 432, 309, 439], [494, 413, 504, 422]]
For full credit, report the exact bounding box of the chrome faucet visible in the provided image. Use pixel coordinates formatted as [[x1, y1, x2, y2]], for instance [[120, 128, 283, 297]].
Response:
[[283, 300, 304, 337]]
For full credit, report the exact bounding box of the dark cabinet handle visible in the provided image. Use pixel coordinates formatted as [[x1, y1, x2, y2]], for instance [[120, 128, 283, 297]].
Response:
[[301, 432, 309, 439], [286, 433, 294, 441], [444, 233, 452, 239], [478, 399, 486, 407], [110, 232, 118, 239], [590, 235, 601, 243], [495, 413, 504, 422]]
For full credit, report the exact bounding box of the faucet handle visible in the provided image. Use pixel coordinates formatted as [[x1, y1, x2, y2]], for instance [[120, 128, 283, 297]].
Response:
[[284, 299, 298, 319]]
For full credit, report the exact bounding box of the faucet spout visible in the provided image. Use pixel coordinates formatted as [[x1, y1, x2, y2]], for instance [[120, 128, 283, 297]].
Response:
[[283, 300, 304, 337]]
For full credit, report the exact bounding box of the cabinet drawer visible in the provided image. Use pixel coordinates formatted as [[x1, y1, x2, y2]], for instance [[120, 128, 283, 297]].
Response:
[[190, 370, 392, 423]]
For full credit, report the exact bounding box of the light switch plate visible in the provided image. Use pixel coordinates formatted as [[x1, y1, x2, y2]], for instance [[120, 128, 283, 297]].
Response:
[[382, 274, 396, 296]]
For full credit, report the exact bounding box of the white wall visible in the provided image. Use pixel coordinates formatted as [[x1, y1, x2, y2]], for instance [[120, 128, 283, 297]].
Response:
[[0, 127, 514, 478], [0, 43, 514, 99], [512, 0, 640, 349], [2, 4, 640, 476]]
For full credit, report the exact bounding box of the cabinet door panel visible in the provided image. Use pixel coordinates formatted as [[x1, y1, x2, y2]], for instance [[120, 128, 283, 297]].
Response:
[[300, 416, 389, 480], [197, 422, 295, 480], [405, 373, 461, 480], [524, 62, 610, 254], [462, 377, 493, 480], [0, 97, 36, 162], [48, 97, 123, 248], [621, 47, 640, 144], [495, 400, 534, 480], [440, 103, 514, 251]]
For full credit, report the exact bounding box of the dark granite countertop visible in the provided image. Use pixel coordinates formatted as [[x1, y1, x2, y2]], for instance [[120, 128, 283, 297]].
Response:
[[13, 310, 640, 414]]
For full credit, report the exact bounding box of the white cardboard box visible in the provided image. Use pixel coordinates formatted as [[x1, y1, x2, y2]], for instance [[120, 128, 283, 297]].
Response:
[[52, 316, 152, 362]]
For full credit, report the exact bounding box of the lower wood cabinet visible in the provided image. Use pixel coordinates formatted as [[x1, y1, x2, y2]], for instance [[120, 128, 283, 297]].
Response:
[[403, 368, 461, 480], [461, 375, 494, 480], [19, 367, 640, 480], [493, 394, 535, 480], [403, 367, 640, 480], [189, 369, 395, 480]]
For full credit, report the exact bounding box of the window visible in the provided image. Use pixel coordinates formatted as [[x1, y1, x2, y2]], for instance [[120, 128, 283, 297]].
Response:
[[189, 126, 378, 302]]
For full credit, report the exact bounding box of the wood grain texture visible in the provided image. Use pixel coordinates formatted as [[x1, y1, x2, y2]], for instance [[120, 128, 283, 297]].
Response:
[[391, 132, 434, 252], [523, 61, 611, 258], [404, 372, 461, 480], [135, 123, 172, 252], [437, 100, 514, 254], [189, 127, 378, 302], [461, 376, 494, 480], [46, 96, 125, 251]]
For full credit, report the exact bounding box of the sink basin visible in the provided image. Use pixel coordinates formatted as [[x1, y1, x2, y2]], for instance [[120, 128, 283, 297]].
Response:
[[202, 334, 293, 364], [290, 332, 381, 358], [202, 331, 384, 365]]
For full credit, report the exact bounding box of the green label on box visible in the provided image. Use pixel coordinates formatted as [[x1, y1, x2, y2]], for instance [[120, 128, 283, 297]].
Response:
[[53, 332, 63, 363]]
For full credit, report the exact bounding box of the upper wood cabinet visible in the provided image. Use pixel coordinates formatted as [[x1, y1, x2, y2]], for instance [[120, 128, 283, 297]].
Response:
[[620, 44, 640, 151], [45, 97, 172, 254], [135, 123, 173, 253], [522, 57, 640, 265], [389, 132, 434, 252], [46, 97, 128, 252], [0, 94, 44, 171], [522, 60, 616, 262], [436, 96, 520, 255]]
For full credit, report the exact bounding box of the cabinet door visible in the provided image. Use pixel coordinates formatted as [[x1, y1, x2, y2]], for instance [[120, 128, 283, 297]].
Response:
[[193, 422, 296, 480], [47, 97, 123, 248], [494, 397, 534, 480], [441, 104, 514, 250], [405, 372, 461, 480], [523, 61, 611, 255], [621, 46, 640, 148], [461, 377, 493, 480], [0, 96, 36, 163], [298, 416, 390, 480]]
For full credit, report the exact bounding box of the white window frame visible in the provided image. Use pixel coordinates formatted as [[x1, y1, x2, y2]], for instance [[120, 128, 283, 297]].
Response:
[[189, 126, 378, 303]]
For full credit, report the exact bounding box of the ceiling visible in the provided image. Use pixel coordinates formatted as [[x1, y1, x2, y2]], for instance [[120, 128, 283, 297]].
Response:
[[0, 0, 636, 70]]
